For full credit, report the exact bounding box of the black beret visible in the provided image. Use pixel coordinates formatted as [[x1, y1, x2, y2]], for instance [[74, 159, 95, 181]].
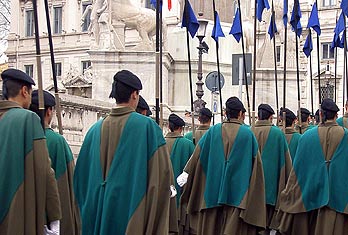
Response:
[[199, 107, 213, 118], [226, 97, 246, 112], [31, 90, 56, 107], [137, 95, 149, 110], [300, 108, 311, 115], [1, 68, 35, 85], [258, 104, 275, 115], [321, 98, 339, 112], [169, 113, 185, 127], [113, 70, 142, 90], [284, 108, 296, 121]]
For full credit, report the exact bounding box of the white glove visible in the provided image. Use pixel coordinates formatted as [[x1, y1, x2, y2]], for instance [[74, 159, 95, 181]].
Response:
[[44, 220, 60, 235], [177, 171, 189, 187], [170, 185, 177, 198]]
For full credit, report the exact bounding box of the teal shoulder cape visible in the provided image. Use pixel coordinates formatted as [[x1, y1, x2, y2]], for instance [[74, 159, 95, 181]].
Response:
[[199, 123, 258, 209], [288, 133, 301, 161], [337, 117, 343, 126], [184, 131, 193, 142], [293, 126, 348, 213], [0, 108, 45, 222], [260, 126, 289, 205], [74, 112, 166, 235], [45, 128, 73, 179], [170, 137, 194, 206]]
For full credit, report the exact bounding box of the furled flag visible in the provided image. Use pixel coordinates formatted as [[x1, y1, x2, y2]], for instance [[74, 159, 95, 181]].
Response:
[[331, 12, 345, 49], [211, 11, 225, 42], [256, 0, 270, 22], [290, 0, 302, 37], [181, 0, 199, 38], [150, 0, 163, 11], [341, 0, 348, 17], [339, 34, 345, 48], [268, 14, 278, 39], [303, 33, 313, 57], [283, 0, 288, 27], [307, 2, 321, 35], [230, 8, 242, 42]]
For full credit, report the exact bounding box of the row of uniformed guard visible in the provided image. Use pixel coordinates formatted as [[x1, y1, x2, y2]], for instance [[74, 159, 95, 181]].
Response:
[[1, 68, 348, 235]]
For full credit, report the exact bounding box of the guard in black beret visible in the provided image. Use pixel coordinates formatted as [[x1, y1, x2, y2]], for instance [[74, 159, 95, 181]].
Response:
[[298, 108, 311, 122], [320, 98, 339, 123], [199, 107, 213, 118], [258, 104, 275, 120], [284, 108, 297, 127], [31, 90, 56, 107], [136, 95, 152, 116], [225, 96, 246, 121], [1, 68, 36, 102]]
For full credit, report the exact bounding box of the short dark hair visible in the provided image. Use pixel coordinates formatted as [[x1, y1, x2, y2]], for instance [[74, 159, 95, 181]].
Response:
[[169, 122, 181, 132], [113, 82, 138, 104], [301, 113, 310, 123], [29, 103, 51, 118], [199, 114, 211, 124], [225, 108, 240, 120], [3, 80, 32, 99], [285, 117, 295, 127], [322, 110, 336, 122], [258, 109, 272, 120]]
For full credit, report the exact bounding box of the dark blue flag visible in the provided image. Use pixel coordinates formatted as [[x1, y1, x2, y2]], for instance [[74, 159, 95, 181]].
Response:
[[181, 0, 199, 38], [339, 34, 345, 48], [283, 0, 288, 26], [268, 14, 278, 39], [303, 33, 313, 57], [150, 0, 163, 11], [256, 0, 270, 22], [230, 8, 242, 42], [307, 2, 321, 35], [290, 1, 302, 37], [331, 12, 346, 49], [341, 0, 348, 16], [211, 11, 225, 42]]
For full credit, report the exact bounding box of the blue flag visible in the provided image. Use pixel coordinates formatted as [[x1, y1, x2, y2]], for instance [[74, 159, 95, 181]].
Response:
[[341, 0, 348, 16], [150, 0, 163, 11], [331, 12, 346, 49], [283, 0, 288, 26], [307, 2, 321, 35], [256, 0, 270, 22], [181, 0, 199, 38], [303, 33, 313, 57], [290, 1, 302, 37], [268, 14, 278, 39], [211, 11, 225, 42], [230, 8, 242, 42]]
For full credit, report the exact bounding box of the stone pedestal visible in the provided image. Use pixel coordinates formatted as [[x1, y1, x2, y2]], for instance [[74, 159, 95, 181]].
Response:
[[88, 50, 174, 108]]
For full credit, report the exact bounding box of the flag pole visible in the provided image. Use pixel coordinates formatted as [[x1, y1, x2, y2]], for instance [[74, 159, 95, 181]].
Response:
[[309, 30, 314, 116], [294, 0, 302, 132], [271, 0, 279, 126], [344, 18, 348, 116], [237, 0, 252, 124], [155, 0, 160, 125], [43, 0, 63, 134], [212, 0, 224, 122], [252, 0, 258, 127], [283, 0, 288, 132], [32, 0, 45, 130], [315, 0, 321, 124], [159, 0, 164, 128]]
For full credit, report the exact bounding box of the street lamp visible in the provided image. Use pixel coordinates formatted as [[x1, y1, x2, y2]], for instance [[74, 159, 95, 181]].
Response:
[[193, 19, 209, 114]]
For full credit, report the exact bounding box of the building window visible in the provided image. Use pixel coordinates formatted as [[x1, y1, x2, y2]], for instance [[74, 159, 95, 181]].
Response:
[[323, 0, 336, 7], [82, 2, 92, 32], [26, 10, 34, 37], [55, 62, 62, 77], [24, 64, 34, 78], [322, 43, 334, 59], [82, 60, 91, 72], [53, 6, 62, 34], [320, 83, 334, 100], [276, 46, 281, 63]]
